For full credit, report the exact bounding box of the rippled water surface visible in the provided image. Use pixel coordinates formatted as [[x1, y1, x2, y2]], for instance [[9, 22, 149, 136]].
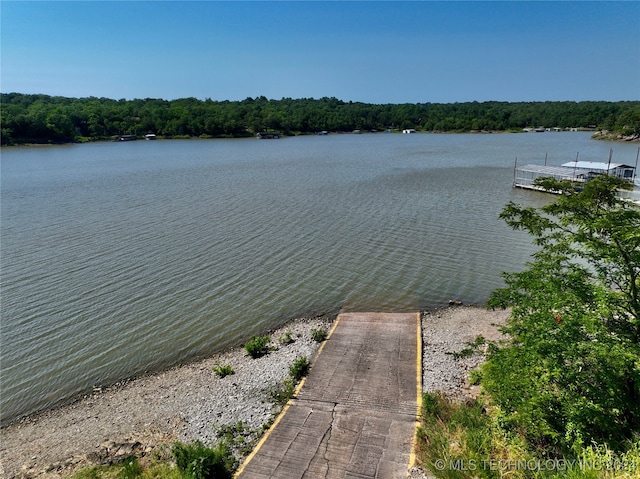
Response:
[[2, 132, 637, 424]]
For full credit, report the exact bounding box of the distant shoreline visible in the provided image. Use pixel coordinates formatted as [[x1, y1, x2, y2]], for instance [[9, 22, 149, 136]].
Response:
[[4, 127, 629, 149]]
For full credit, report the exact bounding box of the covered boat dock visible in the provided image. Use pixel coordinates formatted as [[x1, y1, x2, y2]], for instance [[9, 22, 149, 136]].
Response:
[[513, 164, 590, 191]]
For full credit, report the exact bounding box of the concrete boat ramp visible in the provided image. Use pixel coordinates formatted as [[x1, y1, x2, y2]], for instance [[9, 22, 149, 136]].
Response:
[[236, 312, 422, 479]]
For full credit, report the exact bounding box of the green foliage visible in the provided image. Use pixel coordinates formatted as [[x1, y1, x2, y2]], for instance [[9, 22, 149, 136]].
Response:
[[244, 335, 271, 358], [448, 336, 487, 359], [278, 330, 294, 345], [485, 175, 640, 453], [120, 457, 142, 479], [212, 363, 234, 378], [171, 441, 235, 479], [267, 356, 312, 406], [215, 421, 256, 458], [2, 93, 639, 144], [616, 108, 640, 135], [469, 369, 483, 386], [289, 356, 310, 381], [266, 378, 296, 406], [69, 467, 102, 479], [310, 327, 328, 343], [417, 392, 640, 479], [68, 455, 182, 479], [418, 392, 498, 479]]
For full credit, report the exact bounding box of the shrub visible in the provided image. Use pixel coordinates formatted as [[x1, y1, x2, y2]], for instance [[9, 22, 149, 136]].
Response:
[[212, 363, 234, 378], [310, 327, 328, 342], [267, 378, 296, 406], [172, 441, 234, 479], [267, 356, 312, 406], [278, 330, 294, 345], [289, 356, 310, 382], [215, 421, 256, 457], [244, 335, 271, 358]]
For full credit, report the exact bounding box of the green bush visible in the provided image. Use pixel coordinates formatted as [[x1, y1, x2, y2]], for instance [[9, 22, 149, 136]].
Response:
[[244, 335, 271, 358], [267, 356, 312, 406], [278, 330, 294, 345], [310, 328, 328, 342], [267, 378, 296, 406], [212, 363, 234, 378], [289, 356, 310, 382], [172, 441, 234, 479]]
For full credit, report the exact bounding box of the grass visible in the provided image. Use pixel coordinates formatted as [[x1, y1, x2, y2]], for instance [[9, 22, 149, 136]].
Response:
[[212, 363, 234, 378], [172, 440, 235, 479], [266, 379, 296, 406], [310, 327, 328, 342], [278, 330, 294, 345], [288, 356, 310, 381], [416, 391, 640, 479], [243, 335, 271, 358], [215, 421, 257, 458], [68, 456, 181, 479], [267, 356, 311, 406]]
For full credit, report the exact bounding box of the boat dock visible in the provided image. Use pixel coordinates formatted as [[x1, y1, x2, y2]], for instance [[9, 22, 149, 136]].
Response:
[[512, 149, 639, 202], [256, 131, 280, 139], [235, 312, 422, 479]]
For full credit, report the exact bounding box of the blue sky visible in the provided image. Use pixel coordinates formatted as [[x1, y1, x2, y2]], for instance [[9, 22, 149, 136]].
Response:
[[1, 1, 638, 103]]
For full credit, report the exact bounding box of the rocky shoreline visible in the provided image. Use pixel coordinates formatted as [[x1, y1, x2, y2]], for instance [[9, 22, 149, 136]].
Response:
[[592, 130, 640, 142], [1, 306, 509, 479]]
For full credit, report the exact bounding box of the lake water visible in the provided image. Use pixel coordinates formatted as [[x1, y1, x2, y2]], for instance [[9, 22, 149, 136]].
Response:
[[2, 132, 638, 425]]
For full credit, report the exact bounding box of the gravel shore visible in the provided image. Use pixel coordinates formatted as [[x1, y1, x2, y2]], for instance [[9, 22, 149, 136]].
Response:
[[1, 306, 509, 478]]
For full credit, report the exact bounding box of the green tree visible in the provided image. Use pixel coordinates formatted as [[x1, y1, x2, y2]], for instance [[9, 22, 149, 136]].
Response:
[[616, 108, 640, 135], [484, 175, 640, 453], [2, 94, 639, 143]]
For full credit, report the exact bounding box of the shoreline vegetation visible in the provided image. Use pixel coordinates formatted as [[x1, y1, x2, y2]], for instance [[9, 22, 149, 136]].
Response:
[[0, 305, 508, 479], [2, 93, 639, 145]]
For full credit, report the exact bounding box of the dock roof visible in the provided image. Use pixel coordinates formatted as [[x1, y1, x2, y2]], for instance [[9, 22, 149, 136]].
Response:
[[561, 161, 634, 171], [517, 164, 590, 176]]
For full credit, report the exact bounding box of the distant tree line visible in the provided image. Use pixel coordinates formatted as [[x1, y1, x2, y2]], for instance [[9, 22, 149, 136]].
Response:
[[1, 92, 639, 145]]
